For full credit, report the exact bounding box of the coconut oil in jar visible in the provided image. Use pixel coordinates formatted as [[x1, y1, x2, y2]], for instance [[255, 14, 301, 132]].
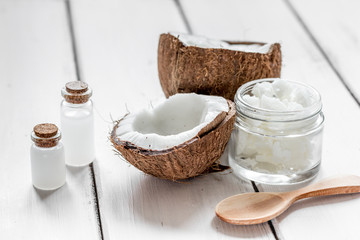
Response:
[[61, 81, 95, 167], [229, 78, 324, 184], [30, 123, 66, 190]]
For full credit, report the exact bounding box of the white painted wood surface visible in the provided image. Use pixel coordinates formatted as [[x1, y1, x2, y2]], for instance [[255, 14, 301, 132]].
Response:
[[70, 0, 274, 239], [180, 0, 360, 239], [0, 0, 100, 239], [289, 0, 360, 102], [2, 0, 360, 239]]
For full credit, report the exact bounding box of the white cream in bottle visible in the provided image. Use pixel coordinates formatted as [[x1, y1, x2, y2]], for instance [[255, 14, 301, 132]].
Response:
[[229, 78, 324, 184], [61, 81, 95, 167], [30, 123, 66, 190]]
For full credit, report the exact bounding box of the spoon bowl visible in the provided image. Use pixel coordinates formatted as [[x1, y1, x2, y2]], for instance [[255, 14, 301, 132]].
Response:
[[216, 192, 291, 225]]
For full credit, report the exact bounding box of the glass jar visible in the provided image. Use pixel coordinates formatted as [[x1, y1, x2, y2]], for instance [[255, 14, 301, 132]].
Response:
[[30, 123, 66, 190], [229, 79, 324, 184], [61, 81, 95, 167]]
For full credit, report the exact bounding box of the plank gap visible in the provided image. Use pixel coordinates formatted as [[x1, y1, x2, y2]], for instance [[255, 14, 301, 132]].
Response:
[[65, 0, 81, 81], [252, 181, 281, 240], [174, 0, 193, 34], [65, 0, 104, 239], [90, 162, 105, 240], [267, 221, 281, 240], [251, 181, 260, 192], [284, 0, 360, 107]]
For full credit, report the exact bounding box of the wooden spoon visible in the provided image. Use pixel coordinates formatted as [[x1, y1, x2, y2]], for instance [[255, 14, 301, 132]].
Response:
[[215, 175, 360, 225]]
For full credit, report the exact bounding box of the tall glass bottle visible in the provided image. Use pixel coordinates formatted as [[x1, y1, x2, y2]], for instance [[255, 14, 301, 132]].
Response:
[[61, 81, 95, 167]]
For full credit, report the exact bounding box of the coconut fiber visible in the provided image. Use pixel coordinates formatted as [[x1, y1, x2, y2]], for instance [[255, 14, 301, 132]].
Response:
[[158, 33, 282, 100]]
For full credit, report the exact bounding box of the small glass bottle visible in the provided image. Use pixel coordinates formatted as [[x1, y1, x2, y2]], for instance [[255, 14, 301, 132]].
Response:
[[30, 123, 66, 190], [61, 81, 95, 167], [229, 79, 324, 184]]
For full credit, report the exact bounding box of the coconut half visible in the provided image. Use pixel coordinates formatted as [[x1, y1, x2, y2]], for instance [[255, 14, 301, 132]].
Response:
[[158, 33, 282, 100], [111, 93, 236, 180]]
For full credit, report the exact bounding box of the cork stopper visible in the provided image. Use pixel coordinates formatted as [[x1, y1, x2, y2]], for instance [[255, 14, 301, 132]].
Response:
[[65, 81, 88, 94], [34, 123, 58, 138], [62, 81, 92, 104], [32, 123, 61, 148]]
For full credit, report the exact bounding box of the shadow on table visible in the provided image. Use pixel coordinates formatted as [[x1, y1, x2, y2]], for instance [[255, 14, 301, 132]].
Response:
[[128, 171, 272, 238], [211, 216, 272, 238], [66, 165, 86, 175], [276, 193, 360, 223], [33, 164, 88, 200], [34, 187, 60, 200]]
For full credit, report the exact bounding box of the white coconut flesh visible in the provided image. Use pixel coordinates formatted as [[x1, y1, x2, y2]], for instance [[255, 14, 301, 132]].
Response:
[[170, 32, 272, 54], [115, 93, 229, 151]]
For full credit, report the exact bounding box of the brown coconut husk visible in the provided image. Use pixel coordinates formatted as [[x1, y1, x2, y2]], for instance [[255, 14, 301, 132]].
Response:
[[111, 100, 236, 181], [158, 33, 282, 100]]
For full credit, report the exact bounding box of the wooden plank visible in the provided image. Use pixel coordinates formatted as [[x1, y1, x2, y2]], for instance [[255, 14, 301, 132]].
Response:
[[180, 0, 360, 239], [288, 0, 360, 103], [70, 0, 275, 239], [0, 0, 100, 239]]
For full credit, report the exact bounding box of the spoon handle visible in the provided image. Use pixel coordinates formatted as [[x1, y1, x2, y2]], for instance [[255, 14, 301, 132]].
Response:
[[290, 175, 360, 201]]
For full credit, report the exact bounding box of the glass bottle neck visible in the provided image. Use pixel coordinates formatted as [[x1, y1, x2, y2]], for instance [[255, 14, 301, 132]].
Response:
[[31, 131, 61, 148], [62, 99, 92, 107]]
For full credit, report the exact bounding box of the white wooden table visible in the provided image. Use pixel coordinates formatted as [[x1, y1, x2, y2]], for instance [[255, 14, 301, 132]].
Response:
[[1, 0, 360, 239]]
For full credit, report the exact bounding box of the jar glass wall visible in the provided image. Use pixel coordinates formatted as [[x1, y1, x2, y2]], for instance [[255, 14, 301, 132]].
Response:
[[30, 142, 66, 190], [60, 100, 95, 166], [229, 79, 324, 184]]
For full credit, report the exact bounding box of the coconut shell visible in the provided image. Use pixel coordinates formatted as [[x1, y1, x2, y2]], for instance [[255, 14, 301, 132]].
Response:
[[158, 33, 282, 100], [111, 100, 236, 181]]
